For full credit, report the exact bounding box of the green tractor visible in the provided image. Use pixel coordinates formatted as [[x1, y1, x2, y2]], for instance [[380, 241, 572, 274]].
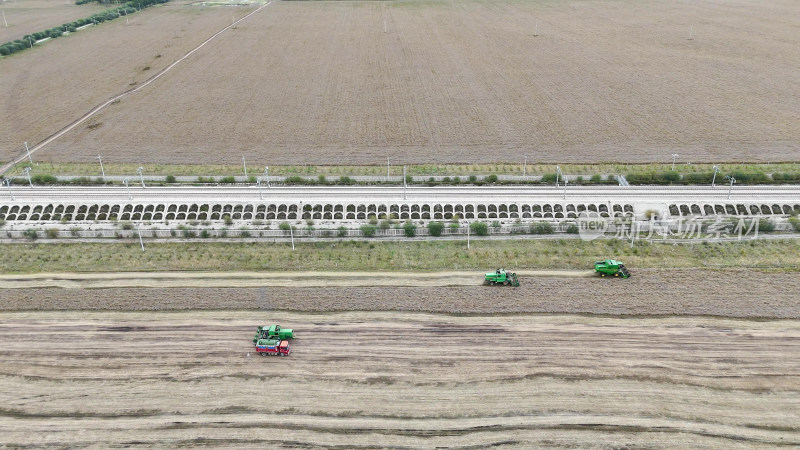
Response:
[[253, 324, 294, 344], [594, 259, 631, 278], [484, 268, 520, 286]]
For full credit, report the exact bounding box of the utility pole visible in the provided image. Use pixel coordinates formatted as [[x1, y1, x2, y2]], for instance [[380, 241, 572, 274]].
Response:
[[711, 165, 720, 187], [289, 224, 295, 251], [242, 156, 247, 178], [387, 157, 390, 182], [264, 166, 270, 188], [726, 176, 736, 199], [630, 220, 636, 248], [257, 177, 263, 200], [3, 11, 8, 28], [671, 154, 679, 171], [136, 224, 145, 252], [4, 178, 14, 200], [563, 179, 568, 199], [137, 167, 145, 188], [24, 142, 33, 164], [403, 165, 407, 200], [467, 221, 470, 249], [123, 178, 131, 200], [97, 155, 105, 182], [23, 166, 32, 188], [523, 155, 527, 178], [555, 165, 561, 187]]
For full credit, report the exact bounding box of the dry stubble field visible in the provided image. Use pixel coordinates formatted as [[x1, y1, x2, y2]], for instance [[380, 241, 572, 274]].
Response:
[[0, 1, 252, 162], [0, 0, 112, 44], [0, 311, 798, 447], [2, 0, 799, 165], [4, 270, 800, 318]]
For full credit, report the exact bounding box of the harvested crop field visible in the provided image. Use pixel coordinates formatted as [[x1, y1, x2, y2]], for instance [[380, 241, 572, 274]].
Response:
[[0, 2, 251, 164], [4, 269, 800, 318], [3, 0, 799, 166], [1, 311, 798, 447], [0, 0, 112, 44]]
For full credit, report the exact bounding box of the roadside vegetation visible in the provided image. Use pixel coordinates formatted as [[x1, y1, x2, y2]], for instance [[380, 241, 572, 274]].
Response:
[[4, 162, 800, 186], [2, 239, 799, 273]]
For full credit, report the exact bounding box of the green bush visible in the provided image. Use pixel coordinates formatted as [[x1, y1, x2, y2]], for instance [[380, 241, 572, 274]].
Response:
[[403, 221, 417, 237], [470, 222, 488, 236], [530, 222, 554, 234], [541, 173, 557, 183], [120, 221, 134, 230], [485, 174, 498, 183], [757, 219, 775, 233], [279, 222, 291, 231], [368, 214, 378, 225], [729, 171, 769, 185], [165, 175, 176, 183], [566, 224, 579, 234], [360, 224, 377, 237], [468, 175, 478, 183], [285, 176, 304, 184], [31, 174, 58, 184], [219, 176, 235, 184], [789, 217, 800, 232], [239, 228, 250, 238], [428, 221, 444, 237], [318, 175, 327, 184], [200, 229, 210, 238], [45, 228, 59, 239], [338, 226, 348, 237], [223, 214, 232, 225], [23, 229, 38, 240]]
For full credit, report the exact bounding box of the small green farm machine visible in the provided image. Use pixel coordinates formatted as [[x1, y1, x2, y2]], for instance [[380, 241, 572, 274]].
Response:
[[484, 269, 520, 286], [594, 259, 631, 278], [253, 325, 294, 357]]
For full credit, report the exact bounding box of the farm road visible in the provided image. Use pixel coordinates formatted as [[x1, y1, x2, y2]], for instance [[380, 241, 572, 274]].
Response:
[[1, 311, 798, 447], [0, 269, 592, 289]]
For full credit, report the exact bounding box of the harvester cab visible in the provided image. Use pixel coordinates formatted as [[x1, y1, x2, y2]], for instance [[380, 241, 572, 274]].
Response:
[[484, 268, 520, 286], [594, 259, 631, 278], [253, 325, 295, 344]]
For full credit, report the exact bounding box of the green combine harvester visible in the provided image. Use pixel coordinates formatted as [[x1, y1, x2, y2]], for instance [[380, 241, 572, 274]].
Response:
[[484, 268, 520, 286], [594, 259, 631, 278], [253, 324, 294, 344]]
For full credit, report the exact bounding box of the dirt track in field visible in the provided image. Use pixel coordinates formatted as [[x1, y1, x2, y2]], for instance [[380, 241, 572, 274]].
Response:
[[0, 311, 798, 447], [0, 269, 593, 289], [3, 269, 799, 318]]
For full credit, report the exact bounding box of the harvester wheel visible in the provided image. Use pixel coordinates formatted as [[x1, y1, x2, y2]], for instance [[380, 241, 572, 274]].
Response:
[[490, 281, 495, 285]]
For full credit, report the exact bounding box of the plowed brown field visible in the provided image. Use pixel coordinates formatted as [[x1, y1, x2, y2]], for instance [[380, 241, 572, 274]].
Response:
[[3, 270, 800, 318], [1, 311, 798, 447], [2, 0, 799, 165]]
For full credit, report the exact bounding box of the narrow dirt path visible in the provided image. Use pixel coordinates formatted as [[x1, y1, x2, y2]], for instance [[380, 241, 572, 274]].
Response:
[[0, 269, 593, 289]]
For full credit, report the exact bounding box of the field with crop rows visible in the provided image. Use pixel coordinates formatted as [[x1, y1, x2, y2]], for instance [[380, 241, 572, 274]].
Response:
[[2, 0, 799, 166], [1, 311, 798, 447], [0, 0, 112, 44]]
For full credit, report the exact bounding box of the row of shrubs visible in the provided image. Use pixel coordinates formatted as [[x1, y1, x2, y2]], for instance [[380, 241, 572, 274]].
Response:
[[0, 0, 168, 56], [626, 171, 800, 185]]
